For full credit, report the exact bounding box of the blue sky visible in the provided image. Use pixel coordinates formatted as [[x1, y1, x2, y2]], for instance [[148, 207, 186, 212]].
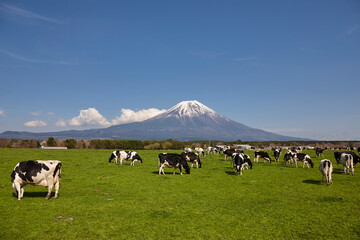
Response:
[[0, 0, 359, 140]]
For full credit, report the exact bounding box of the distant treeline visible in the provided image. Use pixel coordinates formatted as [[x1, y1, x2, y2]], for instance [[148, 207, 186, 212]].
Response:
[[1, 138, 359, 150]]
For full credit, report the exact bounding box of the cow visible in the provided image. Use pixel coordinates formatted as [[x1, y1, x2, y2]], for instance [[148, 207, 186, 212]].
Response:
[[126, 151, 143, 166], [340, 153, 354, 175], [207, 147, 218, 155], [158, 153, 190, 175], [283, 151, 296, 165], [294, 153, 314, 168], [184, 147, 192, 153], [334, 151, 360, 169], [254, 151, 271, 163], [319, 159, 333, 186], [224, 149, 243, 161], [272, 148, 282, 162], [181, 152, 202, 168], [11, 160, 62, 201], [109, 150, 143, 165], [233, 153, 253, 175], [195, 147, 205, 157], [315, 148, 324, 158]]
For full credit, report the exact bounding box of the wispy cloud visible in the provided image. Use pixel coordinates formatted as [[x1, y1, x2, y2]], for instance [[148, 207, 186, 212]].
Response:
[[188, 51, 225, 58], [0, 48, 103, 65], [345, 25, 359, 35], [0, 3, 64, 24], [235, 56, 256, 61], [0, 48, 70, 64], [24, 120, 47, 127], [30, 111, 41, 116]]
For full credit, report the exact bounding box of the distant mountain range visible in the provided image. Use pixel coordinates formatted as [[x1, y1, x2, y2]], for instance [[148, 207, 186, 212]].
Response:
[[0, 100, 310, 141]]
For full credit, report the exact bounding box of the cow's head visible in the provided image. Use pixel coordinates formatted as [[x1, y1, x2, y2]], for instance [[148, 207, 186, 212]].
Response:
[[109, 153, 116, 163], [134, 154, 143, 164], [197, 158, 202, 168], [307, 158, 314, 168], [183, 163, 191, 174]]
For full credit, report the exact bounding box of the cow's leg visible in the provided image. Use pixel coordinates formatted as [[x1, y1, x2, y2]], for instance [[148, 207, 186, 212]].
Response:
[[351, 161, 354, 176], [196, 161, 199, 169], [20, 186, 25, 199], [191, 163, 194, 169], [13, 181, 21, 200], [54, 179, 60, 199], [45, 179, 54, 200], [173, 167, 177, 175]]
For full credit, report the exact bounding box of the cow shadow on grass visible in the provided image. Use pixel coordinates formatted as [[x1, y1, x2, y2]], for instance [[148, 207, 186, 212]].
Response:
[[151, 171, 186, 175], [12, 192, 51, 199], [225, 170, 237, 175], [302, 179, 322, 185]]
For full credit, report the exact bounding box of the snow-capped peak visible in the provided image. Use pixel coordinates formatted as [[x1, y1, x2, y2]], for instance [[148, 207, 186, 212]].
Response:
[[156, 100, 220, 119]]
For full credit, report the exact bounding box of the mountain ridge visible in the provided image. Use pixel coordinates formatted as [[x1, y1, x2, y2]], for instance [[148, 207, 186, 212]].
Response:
[[0, 100, 310, 141]]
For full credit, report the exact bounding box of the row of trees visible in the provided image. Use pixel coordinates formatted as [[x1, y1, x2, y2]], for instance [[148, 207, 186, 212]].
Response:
[[1, 137, 359, 150]]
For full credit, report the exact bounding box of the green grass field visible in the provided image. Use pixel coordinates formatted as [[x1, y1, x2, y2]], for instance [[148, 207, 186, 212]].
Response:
[[0, 148, 359, 239]]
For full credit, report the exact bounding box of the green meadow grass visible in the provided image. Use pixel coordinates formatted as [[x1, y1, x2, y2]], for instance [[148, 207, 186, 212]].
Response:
[[0, 148, 359, 239]]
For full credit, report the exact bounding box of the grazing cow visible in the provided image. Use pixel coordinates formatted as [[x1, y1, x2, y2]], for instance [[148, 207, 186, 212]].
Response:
[[340, 153, 354, 175], [109, 150, 142, 165], [358, 147, 360, 155], [181, 152, 202, 168], [224, 149, 243, 161], [126, 151, 143, 166], [233, 153, 253, 175], [294, 153, 314, 168], [158, 153, 190, 175], [11, 160, 62, 200], [334, 152, 360, 168], [184, 147, 192, 153], [207, 147, 218, 155], [283, 151, 296, 165], [315, 148, 324, 158], [319, 159, 333, 186], [272, 148, 282, 162], [254, 151, 271, 163], [195, 147, 205, 157]]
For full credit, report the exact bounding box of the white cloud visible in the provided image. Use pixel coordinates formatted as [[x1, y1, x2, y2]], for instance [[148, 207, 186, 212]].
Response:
[[55, 119, 66, 127], [24, 120, 47, 127], [68, 108, 111, 127], [112, 108, 166, 125], [235, 56, 256, 61], [0, 3, 64, 24], [0, 110, 5, 117], [30, 111, 41, 116]]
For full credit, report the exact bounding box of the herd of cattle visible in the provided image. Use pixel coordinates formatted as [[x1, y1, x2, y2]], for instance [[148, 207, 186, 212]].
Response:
[[10, 146, 359, 200]]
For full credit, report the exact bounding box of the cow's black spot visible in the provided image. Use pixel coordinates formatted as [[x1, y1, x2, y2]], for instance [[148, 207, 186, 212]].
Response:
[[53, 162, 62, 178], [17, 161, 46, 182]]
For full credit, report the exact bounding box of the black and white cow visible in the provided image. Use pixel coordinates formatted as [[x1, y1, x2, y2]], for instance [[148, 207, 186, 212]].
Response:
[[283, 151, 296, 165], [254, 151, 271, 163], [294, 153, 314, 168], [224, 149, 243, 161], [181, 152, 202, 169], [109, 150, 143, 165], [315, 147, 324, 158], [207, 147, 218, 155], [195, 147, 205, 157], [334, 151, 359, 169], [11, 160, 62, 200], [319, 159, 333, 186], [184, 147, 192, 153], [233, 153, 253, 175], [272, 148, 282, 162], [340, 153, 354, 175], [158, 153, 190, 175]]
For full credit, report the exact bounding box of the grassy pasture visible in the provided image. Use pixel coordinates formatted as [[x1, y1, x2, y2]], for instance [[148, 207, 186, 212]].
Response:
[[0, 148, 359, 239]]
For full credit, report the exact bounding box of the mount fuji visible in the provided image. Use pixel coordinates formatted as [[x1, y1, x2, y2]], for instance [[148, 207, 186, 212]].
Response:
[[0, 100, 308, 141]]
